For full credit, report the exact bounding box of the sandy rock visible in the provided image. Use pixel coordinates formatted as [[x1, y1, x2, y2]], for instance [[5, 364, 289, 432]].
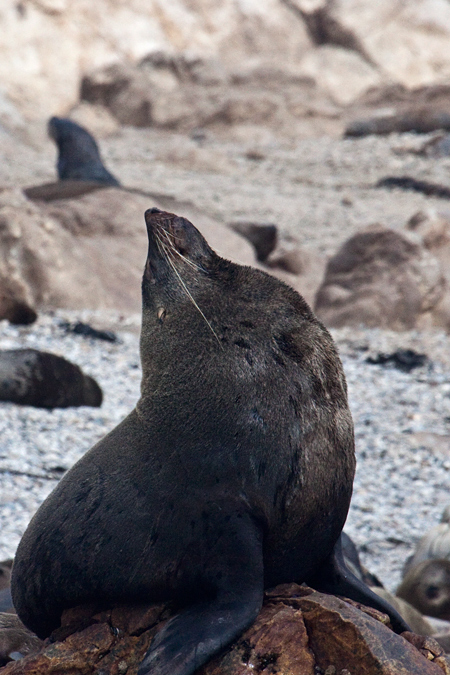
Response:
[[328, 0, 450, 89], [314, 225, 446, 331], [4, 0, 450, 133], [0, 187, 256, 315], [80, 57, 289, 131], [0, 187, 148, 313], [407, 209, 450, 331], [298, 45, 381, 106], [347, 83, 450, 134], [66, 103, 120, 139], [0, 0, 311, 123], [0, 585, 446, 675]]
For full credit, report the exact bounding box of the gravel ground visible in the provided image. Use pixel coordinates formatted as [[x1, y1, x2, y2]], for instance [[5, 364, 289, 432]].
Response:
[[0, 310, 449, 593], [1, 123, 450, 594]]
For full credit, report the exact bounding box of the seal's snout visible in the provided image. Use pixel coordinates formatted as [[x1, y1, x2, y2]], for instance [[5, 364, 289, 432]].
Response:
[[144, 208, 171, 233]]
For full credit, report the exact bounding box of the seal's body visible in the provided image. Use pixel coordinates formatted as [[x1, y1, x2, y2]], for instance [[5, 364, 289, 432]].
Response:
[[11, 209, 408, 675], [48, 117, 120, 186]]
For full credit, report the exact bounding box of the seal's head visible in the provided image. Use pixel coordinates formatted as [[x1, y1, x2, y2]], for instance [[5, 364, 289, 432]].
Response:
[[143, 207, 216, 297], [141, 207, 314, 353], [397, 559, 450, 619]]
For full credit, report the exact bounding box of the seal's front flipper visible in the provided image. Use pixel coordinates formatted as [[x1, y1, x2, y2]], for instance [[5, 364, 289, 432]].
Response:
[[138, 513, 264, 675], [306, 535, 411, 634]]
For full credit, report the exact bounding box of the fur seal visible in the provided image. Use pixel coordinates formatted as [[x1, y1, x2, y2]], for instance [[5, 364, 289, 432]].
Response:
[[48, 117, 120, 186], [345, 110, 450, 137], [403, 505, 450, 575], [11, 209, 409, 675], [397, 559, 450, 620], [0, 349, 102, 409]]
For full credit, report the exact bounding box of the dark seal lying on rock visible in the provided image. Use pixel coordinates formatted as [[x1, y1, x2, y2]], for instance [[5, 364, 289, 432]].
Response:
[[48, 116, 120, 186], [0, 349, 102, 409], [11, 209, 409, 675]]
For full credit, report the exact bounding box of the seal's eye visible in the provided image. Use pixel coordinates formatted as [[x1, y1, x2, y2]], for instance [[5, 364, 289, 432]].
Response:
[[157, 307, 166, 323], [425, 585, 441, 600]]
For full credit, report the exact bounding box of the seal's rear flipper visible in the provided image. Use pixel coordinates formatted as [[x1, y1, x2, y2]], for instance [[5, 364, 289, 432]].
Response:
[[138, 513, 264, 675], [306, 535, 411, 634]]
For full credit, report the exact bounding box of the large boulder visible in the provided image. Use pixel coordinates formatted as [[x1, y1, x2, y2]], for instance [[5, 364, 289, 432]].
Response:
[[79, 55, 330, 133], [314, 225, 446, 331], [0, 187, 256, 317], [304, 0, 450, 89], [4, 0, 450, 131], [0, 0, 311, 124]]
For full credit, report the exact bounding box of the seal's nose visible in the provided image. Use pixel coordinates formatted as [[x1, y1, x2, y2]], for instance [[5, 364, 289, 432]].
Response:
[[147, 207, 162, 215]]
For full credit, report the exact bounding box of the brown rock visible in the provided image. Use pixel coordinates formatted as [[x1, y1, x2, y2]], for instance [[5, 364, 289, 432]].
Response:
[[0, 586, 446, 675], [0, 614, 42, 668], [0, 623, 114, 675], [200, 603, 315, 675], [298, 591, 443, 674], [314, 225, 445, 331]]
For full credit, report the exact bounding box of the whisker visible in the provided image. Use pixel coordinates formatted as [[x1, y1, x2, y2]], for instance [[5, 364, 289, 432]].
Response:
[[164, 250, 222, 348], [158, 228, 205, 272]]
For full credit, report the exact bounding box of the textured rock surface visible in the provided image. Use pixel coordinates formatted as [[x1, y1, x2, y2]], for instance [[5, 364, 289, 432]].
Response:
[[407, 209, 450, 331], [314, 225, 446, 331], [0, 187, 257, 317], [0, 585, 447, 675], [3, 1, 450, 131]]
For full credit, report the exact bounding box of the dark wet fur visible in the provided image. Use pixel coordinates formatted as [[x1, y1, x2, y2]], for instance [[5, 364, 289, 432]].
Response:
[[12, 209, 409, 675]]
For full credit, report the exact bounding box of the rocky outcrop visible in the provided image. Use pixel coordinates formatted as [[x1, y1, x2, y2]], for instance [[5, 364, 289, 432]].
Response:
[[314, 225, 446, 331], [3, 1, 450, 131], [0, 0, 311, 126], [0, 187, 257, 317], [346, 84, 450, 137], [0, 584, 448, 675], [79, 55, 336, 135]]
